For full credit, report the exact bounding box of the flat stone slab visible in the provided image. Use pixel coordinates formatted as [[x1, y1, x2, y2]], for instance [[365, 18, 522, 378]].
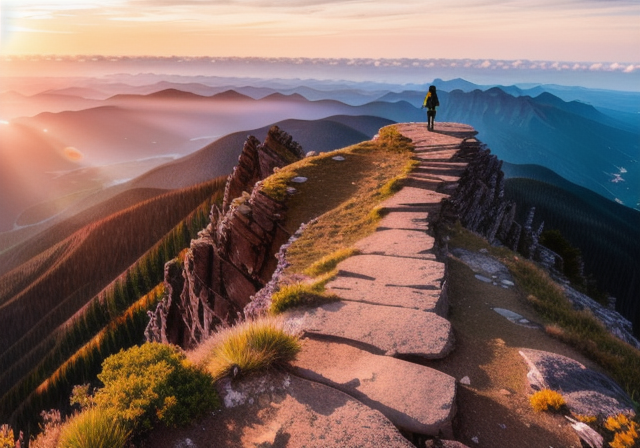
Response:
[[380, 187, 450, 209], [377, 211, 429, 231], [396, 122, 476, 146], [293, 338, 456, 437], [330, 254, 445, 286], [354, 228, 436, 260], [327, 279, 445, 314], [325, 254, 446, 313], [519, 348, 636, 418], [286, 301, 454, 358], [414, 150, 460, 160], [154, 372, 415, 448]]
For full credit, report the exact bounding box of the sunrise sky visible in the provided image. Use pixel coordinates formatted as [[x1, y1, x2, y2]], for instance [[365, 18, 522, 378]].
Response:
[[2, 0, 639, 63]]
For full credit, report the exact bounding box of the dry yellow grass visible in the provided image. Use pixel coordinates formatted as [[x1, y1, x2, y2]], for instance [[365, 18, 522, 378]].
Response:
[[202, 317, 301, 380]]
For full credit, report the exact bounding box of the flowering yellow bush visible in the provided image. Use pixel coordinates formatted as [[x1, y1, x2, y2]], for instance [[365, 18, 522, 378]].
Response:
[[575, 414, 598, 424], [529, 389, 566, 412], [605, 414, 639, 448], [0, 425, 14, 448]]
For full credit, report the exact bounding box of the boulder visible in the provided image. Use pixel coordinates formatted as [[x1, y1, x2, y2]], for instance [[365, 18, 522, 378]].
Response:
[[519, 348, 636, 418]]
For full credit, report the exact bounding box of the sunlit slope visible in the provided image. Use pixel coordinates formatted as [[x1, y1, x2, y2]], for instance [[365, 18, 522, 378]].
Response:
[[0, 179, 223, 363]]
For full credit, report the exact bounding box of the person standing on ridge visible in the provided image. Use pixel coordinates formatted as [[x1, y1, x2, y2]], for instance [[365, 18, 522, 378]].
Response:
[[422, 85, 439, 130]]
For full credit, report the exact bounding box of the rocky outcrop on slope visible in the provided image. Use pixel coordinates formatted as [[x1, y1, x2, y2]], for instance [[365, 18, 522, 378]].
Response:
[[145, 126, 304, 348], [440, 138, 560, 269], [439, 137, 640, 348]]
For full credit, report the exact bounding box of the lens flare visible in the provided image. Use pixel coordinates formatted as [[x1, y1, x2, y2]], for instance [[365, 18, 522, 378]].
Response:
[[63, 146, 83, 161]]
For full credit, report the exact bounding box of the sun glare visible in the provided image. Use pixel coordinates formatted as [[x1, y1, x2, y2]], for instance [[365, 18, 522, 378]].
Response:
[[63, 146, 84, 162]]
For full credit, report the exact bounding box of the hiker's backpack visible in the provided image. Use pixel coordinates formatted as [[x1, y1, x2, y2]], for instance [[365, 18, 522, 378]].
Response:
[[427, 93, 439, 109]]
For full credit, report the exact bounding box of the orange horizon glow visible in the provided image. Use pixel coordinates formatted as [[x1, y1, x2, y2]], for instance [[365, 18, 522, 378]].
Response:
[[2, 1, 639, 63]]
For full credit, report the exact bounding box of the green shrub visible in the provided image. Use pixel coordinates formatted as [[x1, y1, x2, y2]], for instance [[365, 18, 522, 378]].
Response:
[[540, 229, 585, 286], [70, 384, 93, 411], [57, 408, 129, 448], [206, 317, 301, 380], [94, 343, 219, 432]]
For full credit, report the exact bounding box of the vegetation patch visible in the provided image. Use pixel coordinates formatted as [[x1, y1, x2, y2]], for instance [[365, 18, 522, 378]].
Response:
[[529, 389, 566, 413], [0, 425, 13, 448], [1, 179, 226, 433], [507, 256, 640, 401], [204, 317, 301, 380], [94, 343, 219, 432], [604, 413, 639, 448], [57, 407, 130, 448], [303, 247, 360, 277], [442, 222, 640, 407], [281, 125, 415, 273], [28, 410, 63, 448], [270, 274, 339, 314], [260, 170, 297, 202]]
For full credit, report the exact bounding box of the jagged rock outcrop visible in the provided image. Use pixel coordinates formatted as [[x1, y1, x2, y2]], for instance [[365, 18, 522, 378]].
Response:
[[146, 126, 304, 348], [440, 138, 518, 247], [440, 138, 551, 267], [439, 136, 640, 348]]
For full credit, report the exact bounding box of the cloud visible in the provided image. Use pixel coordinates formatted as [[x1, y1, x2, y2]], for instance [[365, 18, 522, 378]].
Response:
[[10, 25, 75, 34]]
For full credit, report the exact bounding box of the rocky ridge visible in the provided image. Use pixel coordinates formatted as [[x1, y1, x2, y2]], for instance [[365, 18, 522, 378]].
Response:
[[145, 125, 305, 348]]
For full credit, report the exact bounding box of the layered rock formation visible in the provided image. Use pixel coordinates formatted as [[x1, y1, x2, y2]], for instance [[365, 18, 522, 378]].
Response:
[[439, 136, 639, 348], [440, 138, 554, 268], [145, 126, 304, 348]]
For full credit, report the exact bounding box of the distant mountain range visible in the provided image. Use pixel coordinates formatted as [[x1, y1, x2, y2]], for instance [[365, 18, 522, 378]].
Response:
[[2, 80, 638, 244], [437, 88, 639, 209]]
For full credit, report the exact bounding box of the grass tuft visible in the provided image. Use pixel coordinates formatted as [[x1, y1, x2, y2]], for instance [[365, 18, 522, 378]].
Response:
[[303, 248, 359, 277], [270, 273, 339, 314], [57, 408, 130, 448], [260, 171, 297, 202], [529, 389, 566, 413], [206, 317, 301, 380]]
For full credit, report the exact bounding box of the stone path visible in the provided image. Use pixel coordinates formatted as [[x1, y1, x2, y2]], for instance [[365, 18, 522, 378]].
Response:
[[282, 122, 478, 441]]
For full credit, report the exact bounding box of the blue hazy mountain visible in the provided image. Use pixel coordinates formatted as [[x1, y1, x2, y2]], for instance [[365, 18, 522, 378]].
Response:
[[436, 88, 639, 210]]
